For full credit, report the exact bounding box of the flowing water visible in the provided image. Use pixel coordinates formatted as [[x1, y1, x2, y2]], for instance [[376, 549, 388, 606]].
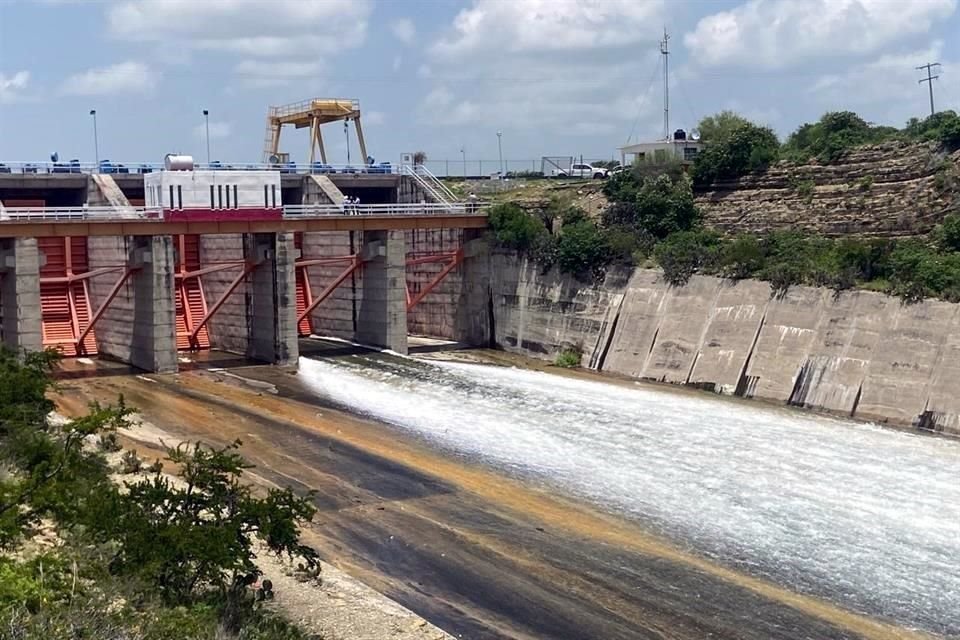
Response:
[[297, 352, 960, 636]]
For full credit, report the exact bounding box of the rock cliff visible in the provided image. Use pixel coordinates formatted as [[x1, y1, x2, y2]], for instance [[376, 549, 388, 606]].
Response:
[[697, 141, 960, 237]]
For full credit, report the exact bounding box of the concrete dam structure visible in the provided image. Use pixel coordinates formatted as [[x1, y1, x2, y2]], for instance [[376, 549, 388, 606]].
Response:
[[0, 165, 486, 372], [475, 255, 960, 436]]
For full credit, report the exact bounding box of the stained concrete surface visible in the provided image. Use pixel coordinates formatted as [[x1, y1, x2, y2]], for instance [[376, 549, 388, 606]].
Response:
[[55, 355, 930, 640]]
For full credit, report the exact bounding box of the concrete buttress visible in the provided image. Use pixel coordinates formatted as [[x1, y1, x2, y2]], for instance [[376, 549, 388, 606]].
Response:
[[0, 237, 42, 353], [245, 232, 299, 365], [129, 236, 178, 373], [355, 230, 408, 354]]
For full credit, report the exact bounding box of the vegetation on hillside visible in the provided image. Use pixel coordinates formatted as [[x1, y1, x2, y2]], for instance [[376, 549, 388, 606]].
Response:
[[0, 350, 319, 639], [488, 132, 960, 303], [692, 109, 960, 187]]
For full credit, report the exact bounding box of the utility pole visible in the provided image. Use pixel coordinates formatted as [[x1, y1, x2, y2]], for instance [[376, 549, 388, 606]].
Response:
[[660, 28, 670, 140], [496, 131, 503, 178], [89, 109, 99, 171], [917, 62, 942, 117], [202, 109, 210, 165], [461, 146, 466, 177], [344, 119, 351, 164]]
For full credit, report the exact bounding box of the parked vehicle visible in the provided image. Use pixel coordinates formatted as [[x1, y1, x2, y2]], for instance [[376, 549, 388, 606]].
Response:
[[551, 163, 609, 179]]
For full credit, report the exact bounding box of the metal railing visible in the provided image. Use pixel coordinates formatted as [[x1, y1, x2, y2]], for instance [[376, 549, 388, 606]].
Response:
[[284, 202, 473, 217], [0, 202, 484, 222], [0, 160, 398, 176], [399, 164, 459, 208], [0, 206, 161, 221]]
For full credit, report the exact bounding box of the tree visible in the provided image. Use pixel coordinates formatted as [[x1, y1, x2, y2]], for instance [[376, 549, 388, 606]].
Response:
[[692, 119, 780, 186], [487, 203, 548, 252], [697, 110, 753, 143], [556, 220, 612, 281], [0, 349, 130, 548], [602, 174, 700, 240], [654, 230, 722, 286], [91, 440, 318, 625], [782, 111, 900, 164]]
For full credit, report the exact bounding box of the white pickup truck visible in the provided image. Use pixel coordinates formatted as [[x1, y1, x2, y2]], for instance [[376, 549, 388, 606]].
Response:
[[551, 163, 609, 179]]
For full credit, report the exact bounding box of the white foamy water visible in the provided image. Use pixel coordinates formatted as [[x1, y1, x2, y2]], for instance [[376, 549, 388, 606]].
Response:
[[298, 355, 960, 635]]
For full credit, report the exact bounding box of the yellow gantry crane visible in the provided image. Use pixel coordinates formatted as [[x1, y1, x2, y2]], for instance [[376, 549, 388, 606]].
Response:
[[262, 98, 368, 164]]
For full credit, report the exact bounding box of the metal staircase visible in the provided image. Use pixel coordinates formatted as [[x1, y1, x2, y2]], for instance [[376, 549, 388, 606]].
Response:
[[401, 164, 461, 210], [173, 235, 210, 351]]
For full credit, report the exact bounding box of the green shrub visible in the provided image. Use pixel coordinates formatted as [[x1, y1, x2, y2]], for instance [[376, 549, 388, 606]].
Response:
[[692, 118, 780, 186], [602, 174, 700, 240], [487, 203, 548, 252], [783, 111, 900, 164], [556, 220, 612, 280], [791, 178, 815, 203], [89, 440, 318, 610], [554, 347, 582, 368], [654, 229, 722, 286], [904, 110, 960, 149], [935, 214, 960, 252], [721, 235, 764, 279], [858, 175, 874, 191], [119, 450, 142, 475]]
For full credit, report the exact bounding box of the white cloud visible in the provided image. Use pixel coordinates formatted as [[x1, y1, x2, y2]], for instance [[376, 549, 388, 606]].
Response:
[[422, 0, 663, 138], [107, 0, 371, 57], [809, 42, 959, 124], [233, 60, 322, 87], [423, 1, 663, 139], [194, 121, 231, 140], [60, 61, 158, 96], [392, 56, 402, 72], [391, 18, 416, 45], [684, 0, 957, 69], [432, 0, 662, 56], [0, 71, 30, 104]]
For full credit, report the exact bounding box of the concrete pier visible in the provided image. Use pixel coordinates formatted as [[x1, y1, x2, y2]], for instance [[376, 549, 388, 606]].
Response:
[[355, 230, 408, 354], [0, 237, 42, 353], [245, 232, 299, 365], [89, 235, 177, 373]]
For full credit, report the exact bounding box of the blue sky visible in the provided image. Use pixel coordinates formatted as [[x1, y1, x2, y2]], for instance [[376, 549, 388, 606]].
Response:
[[1, 0, 958, 171]]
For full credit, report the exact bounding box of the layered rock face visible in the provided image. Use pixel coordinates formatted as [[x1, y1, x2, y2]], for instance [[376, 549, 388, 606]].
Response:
[[697, 142, 960, 237]]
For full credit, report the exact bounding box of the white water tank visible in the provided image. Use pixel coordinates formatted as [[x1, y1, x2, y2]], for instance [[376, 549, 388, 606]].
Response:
[[164, 154, 194, 171]]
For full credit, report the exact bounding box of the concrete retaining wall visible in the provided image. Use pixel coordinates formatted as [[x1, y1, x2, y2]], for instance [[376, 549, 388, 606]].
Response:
[[484, 256, 960, 436]]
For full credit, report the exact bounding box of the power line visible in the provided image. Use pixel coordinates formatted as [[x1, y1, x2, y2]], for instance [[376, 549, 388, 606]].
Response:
[[625, 54, 662, 145], [916, 62, 942, 117]]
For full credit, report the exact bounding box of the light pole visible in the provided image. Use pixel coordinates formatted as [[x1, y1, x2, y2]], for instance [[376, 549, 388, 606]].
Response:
[[460, 146, 466, 177], [496, 130, 503, 178], [89, 109, 99, 170], [344, 119, 351, 164], [202, 109, 210, 165]]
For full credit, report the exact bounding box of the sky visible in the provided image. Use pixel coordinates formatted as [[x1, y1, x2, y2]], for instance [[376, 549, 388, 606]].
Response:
[[1, 0, 958, 171]]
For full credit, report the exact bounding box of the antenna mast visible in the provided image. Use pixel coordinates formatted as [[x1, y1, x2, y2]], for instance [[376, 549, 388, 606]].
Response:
[[660, 28, 670, 140]]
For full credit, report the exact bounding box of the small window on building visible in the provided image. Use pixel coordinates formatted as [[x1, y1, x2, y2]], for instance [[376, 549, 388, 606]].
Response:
[[264, 185, 269, 208], [218, 184, 223, 209], [169, 185, 174, 209], [210, 185, 215, 209], [683, 146, 699, 162], [177, 185, 183, 209], [271, 184, 277, 208], [233, 185, 238, 209]]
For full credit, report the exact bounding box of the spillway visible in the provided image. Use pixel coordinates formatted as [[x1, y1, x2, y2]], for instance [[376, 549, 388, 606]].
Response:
[[298, 353, 960, 636]]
